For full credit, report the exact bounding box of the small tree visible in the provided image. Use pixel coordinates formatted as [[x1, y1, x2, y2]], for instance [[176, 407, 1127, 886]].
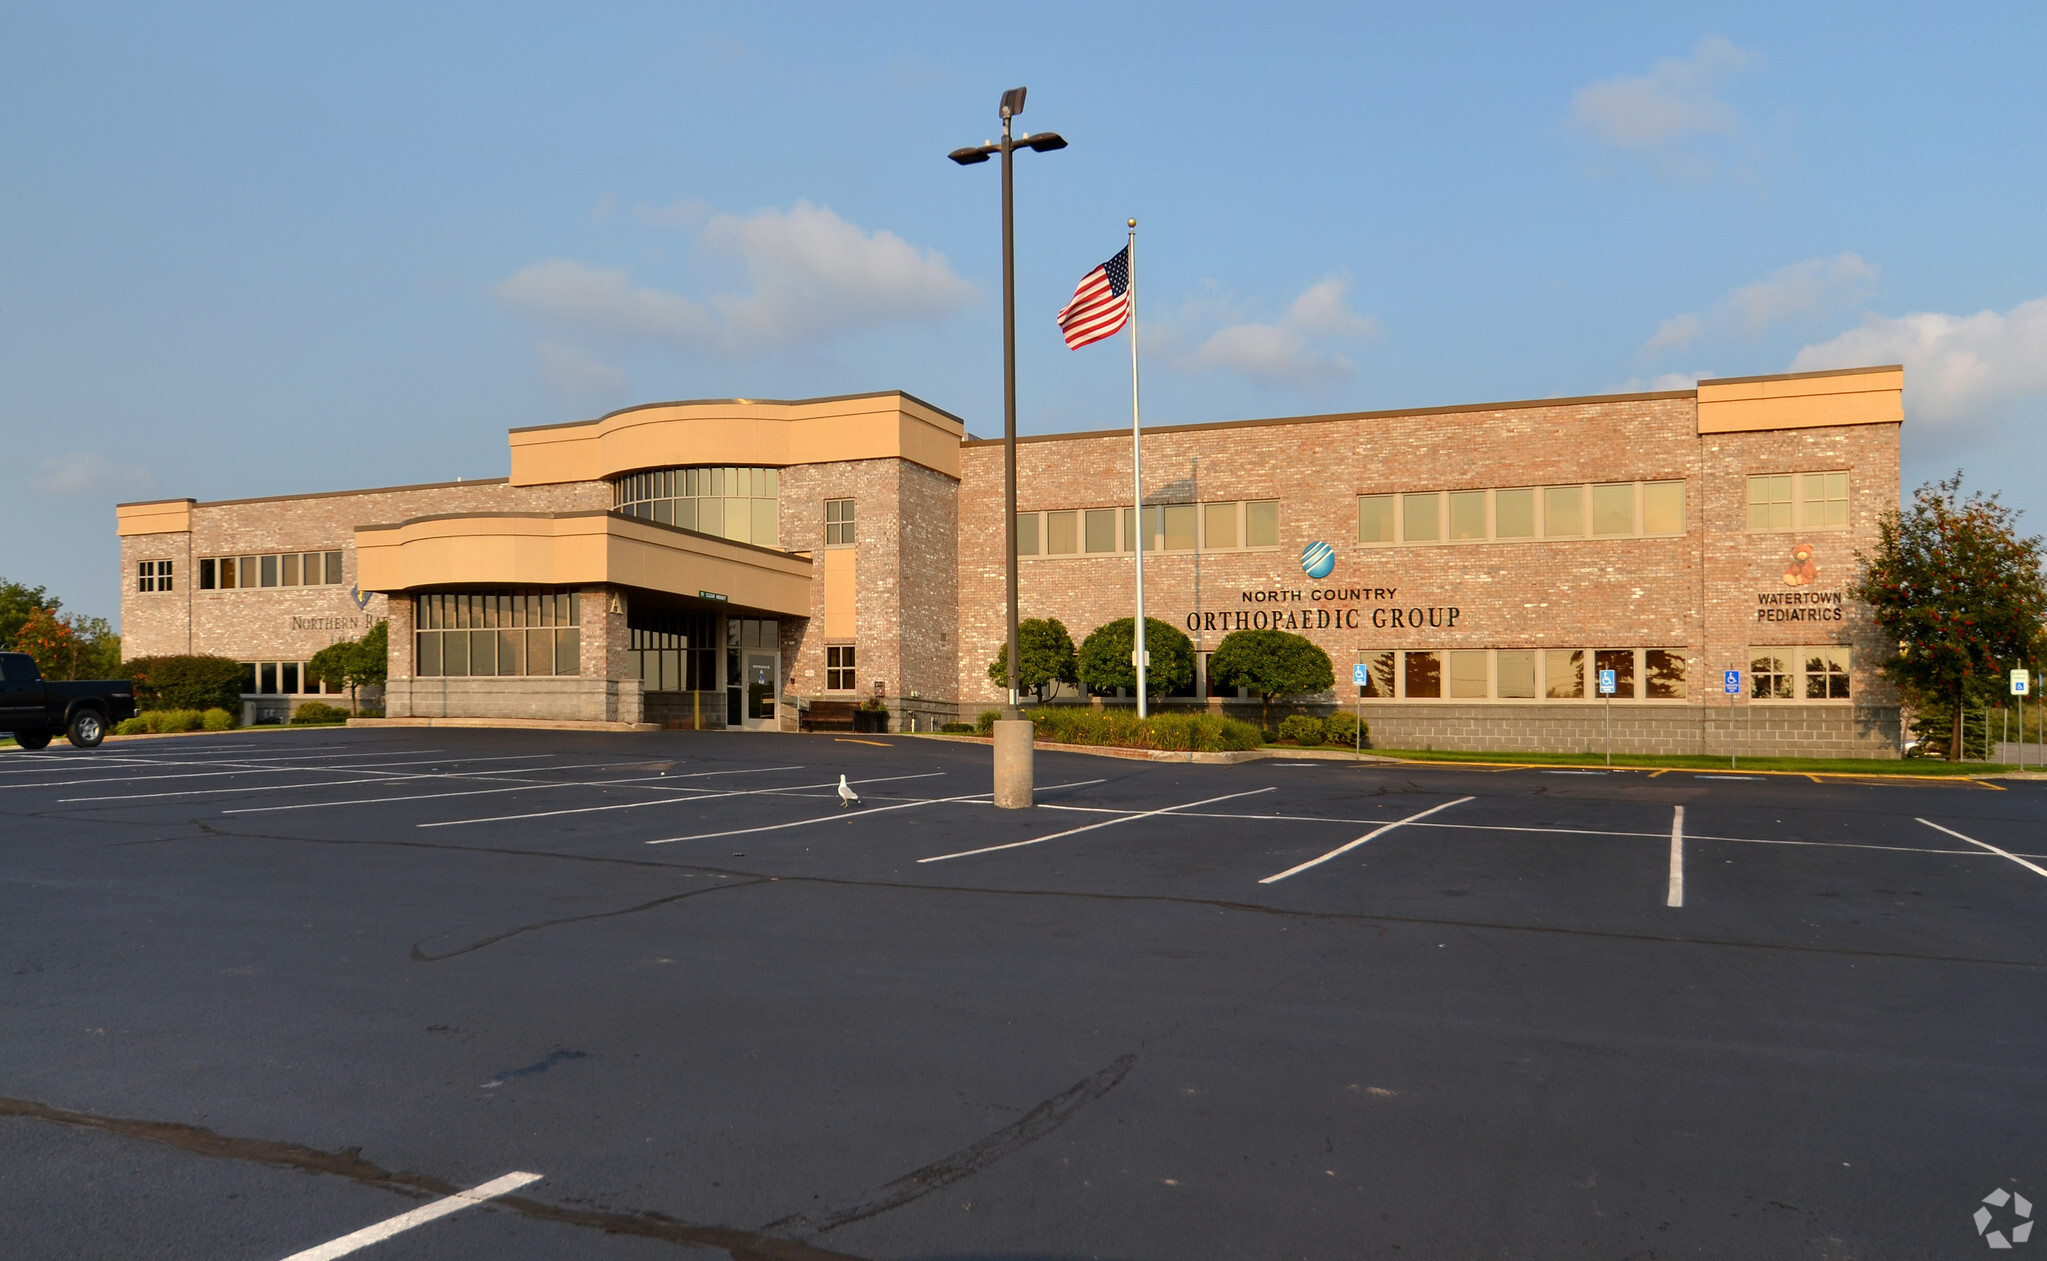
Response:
[[987, 617, 1080, 703], [309, 620, 390, 713], [1077, 617, 1194, 699], [1850, 473, 2047, 760], [1208, 629, 1335, 729], [0, 579, 57, 648], [124, 655, 246, 711], [12, 608, 83, 680]]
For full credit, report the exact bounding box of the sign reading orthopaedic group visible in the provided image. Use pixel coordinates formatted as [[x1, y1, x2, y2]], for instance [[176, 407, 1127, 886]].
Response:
[[1184, 585, 1462, 634]]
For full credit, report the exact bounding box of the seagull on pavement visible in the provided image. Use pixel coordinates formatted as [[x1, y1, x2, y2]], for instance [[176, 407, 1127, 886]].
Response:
[[838, 774, 860, 809]]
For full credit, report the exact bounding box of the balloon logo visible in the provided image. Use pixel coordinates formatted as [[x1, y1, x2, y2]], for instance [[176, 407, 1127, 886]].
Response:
[[1301, 541, 1335, 579]]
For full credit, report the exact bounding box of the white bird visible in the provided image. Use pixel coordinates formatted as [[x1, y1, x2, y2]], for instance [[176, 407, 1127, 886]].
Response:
[[838, 774, 860, 809]]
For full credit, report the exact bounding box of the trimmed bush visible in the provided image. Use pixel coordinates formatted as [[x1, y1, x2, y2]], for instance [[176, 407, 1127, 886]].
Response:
[[976, 709, 1003, 737], [115, 716, 150, 735], [201, 708, 236, 731], [1021, 707, 1261, 753], [1322, 712, 1367, 747], [1078, 617, 1195, 698], [1277, 714, 1324, 745], [143, 709, 206, 734], [939, 722, 976, 734], [290, 701, 350, 725], [123, 655, 245, 712]]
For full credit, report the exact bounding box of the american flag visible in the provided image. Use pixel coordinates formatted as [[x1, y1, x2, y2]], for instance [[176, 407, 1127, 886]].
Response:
[[1055, 245, 1131, 349]]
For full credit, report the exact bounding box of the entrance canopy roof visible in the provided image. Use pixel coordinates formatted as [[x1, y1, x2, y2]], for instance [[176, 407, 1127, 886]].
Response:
[[355, 510, 812, 617]]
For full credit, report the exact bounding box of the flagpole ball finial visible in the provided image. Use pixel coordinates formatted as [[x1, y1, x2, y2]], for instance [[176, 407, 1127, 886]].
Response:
[[1128, 218, 1137, 228]]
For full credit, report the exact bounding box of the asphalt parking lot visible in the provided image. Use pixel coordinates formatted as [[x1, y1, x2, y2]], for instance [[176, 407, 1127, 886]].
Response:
[[2, 728, 2043, 1260]]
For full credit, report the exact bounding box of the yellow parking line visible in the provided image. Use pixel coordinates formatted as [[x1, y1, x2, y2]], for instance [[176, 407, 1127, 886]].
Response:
[[834, 738, 894, 748]]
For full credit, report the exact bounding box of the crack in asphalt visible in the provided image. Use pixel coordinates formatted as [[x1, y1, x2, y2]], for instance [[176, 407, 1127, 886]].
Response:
[[0, 1095, 870, 1261], [410, 878, 773, 961], [764, 1053, 1138, 1237]]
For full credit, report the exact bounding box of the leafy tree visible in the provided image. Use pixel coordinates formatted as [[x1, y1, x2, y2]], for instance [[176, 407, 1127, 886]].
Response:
[[1208, 628, 1336, 729], [310, 620, 389, 713], [1077, 617, 1194, 699], [124, 655, 246, 711], [987, 617, 1080, 703], [1850, 473, 2047, 760], [12, 608, 83, 679], [0, 579, 56, 648]]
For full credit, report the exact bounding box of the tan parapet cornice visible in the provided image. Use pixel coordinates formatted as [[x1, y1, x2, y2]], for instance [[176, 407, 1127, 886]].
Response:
[[506, 391, 967, 486], [1696, 364, 1904, 434], [116, 499, 196, 536], [354, 510, 814, 617]]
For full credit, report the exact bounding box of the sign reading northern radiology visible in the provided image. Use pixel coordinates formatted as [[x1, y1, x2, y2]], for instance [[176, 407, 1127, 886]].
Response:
[[1187, 586, 1462, 634]]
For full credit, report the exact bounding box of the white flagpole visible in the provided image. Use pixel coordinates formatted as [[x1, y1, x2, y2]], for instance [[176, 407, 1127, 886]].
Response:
[[1128, 220, 1146, 719]]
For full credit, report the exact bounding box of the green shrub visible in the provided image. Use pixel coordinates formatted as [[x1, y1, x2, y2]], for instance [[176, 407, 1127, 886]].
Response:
[[939, 722, 976, 734], [290, 701, 350, 725], [1020, 707, 1261, 752], [144, 709, 205, 734], [201, 708, 236, 731], [1322, 712, 1367, 747], [1077, 618, 1195, 698], [115, 716, 150, 735], [1277, 714, 1324, 745], [976, 709, 1002, 736], [123, 655, 245, 711]]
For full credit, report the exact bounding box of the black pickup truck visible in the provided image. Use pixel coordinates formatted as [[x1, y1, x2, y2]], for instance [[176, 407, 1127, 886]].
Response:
[[0, 652, 136, 749]]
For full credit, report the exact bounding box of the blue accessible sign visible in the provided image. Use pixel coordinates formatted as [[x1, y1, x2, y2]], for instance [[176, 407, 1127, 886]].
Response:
[[1352, 663, 1370, 686], [1724, 669, 1742, 696], [1598, 668, 1617, 696]]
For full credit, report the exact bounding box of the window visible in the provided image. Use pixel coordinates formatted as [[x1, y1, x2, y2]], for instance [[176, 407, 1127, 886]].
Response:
[[1449, 491, 1486, 541], [1545, 649, 1584, 699], [1403, 492, 1441, 542], [1497, 650, 1537, 699], [1543, 486, 1583, 537], [614, 466, 781, 547], [1203, 502, 1238, 550], [628, 610, 716, 692], [323, 551, 343, 584], [1592, 484, 1634, 536], [1805, 647, 1850, 699], [1015, 512, 1039, 556], [1494, 488, 1535, 539], [1645, 649, 1687, 699], [1045, 511, 1077, 555], [1358, 495, 1396, 544], [1356, 651, 1395, 698], [1642, 482, 1685, 535], [260, 555, 278, 587], [199, 558, 216, 589], [1802, 473, 1848, 529], [1084, 508, 1117, 553], [1244, 500, 1279, 548], [1747, 475, 1794, 530], [1594, 649, 1635, 698], [1751, 653, 1793, 699], [824, 499, 855, 546], [1404, 651, 1442, 699], [827, 645, 856, 691], [416, 590, 580, 678], [1449, 650, 1488, 698], [138, 560, 173, 592]]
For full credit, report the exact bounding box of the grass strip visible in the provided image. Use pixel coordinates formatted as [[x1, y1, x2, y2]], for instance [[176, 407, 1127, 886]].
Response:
[[1368, 747, 2013, 776]]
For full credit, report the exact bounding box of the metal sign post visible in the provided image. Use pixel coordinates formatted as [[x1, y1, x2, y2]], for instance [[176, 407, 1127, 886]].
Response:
[[2014, 668, 2031, 769], [1352, 660, 1369, 759], [1723, 669, 1742, 770], [1599, 668, 1616, 766]]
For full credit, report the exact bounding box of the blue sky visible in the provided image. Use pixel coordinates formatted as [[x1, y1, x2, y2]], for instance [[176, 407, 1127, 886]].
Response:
[[6, 2, 2045, 627]]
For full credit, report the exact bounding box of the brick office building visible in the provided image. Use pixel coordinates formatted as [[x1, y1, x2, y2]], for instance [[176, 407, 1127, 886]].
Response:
[[117, 364, 1905, 755]]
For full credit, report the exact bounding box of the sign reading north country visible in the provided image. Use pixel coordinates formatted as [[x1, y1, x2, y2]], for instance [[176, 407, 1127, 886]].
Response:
[[2015, 669, 2032, 696], [1300, 541, 1335, 579]]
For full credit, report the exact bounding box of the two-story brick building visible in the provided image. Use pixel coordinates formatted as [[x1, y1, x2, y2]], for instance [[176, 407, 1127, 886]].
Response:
[[117, 363, 1906, 755]]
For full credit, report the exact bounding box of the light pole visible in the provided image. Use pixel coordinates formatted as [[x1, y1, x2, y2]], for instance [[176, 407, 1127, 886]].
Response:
[[951, 86, 1065, 809]]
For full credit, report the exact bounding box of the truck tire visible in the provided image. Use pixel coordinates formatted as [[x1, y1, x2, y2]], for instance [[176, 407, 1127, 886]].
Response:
[[66, 710, 106, 749], [13, 732, 52, 750]]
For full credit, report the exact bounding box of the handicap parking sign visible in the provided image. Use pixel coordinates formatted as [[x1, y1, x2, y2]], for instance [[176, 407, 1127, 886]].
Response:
[[2015, 668, 2032, 696], [1352, 663, 1370, 686], [1598, 668, 1616, 696], [1724, 669, 1741, 696]]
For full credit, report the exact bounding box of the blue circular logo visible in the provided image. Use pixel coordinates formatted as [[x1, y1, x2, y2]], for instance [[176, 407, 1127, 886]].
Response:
[[1300, 541, 1335, 579]]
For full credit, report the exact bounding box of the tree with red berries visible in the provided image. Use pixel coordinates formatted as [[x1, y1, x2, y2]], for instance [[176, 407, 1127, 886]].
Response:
[[1851, 474, 2047, 759]]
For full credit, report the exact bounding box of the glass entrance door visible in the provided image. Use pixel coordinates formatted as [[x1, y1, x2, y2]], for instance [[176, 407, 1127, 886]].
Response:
[[741, 651, 779, 731]]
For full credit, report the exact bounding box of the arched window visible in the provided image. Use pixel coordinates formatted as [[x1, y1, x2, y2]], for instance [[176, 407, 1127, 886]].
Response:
[[614, 467, 780, 547]]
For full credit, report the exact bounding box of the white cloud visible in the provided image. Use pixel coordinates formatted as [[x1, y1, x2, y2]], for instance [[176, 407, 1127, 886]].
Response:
[[533, 340, 627, 397], [1610, 370, 1717, 393], [36, 452, 152, 499], [1190, 274, 1378, 387], [495, 200, 972, 357], [1644, 252, 1876, 354], [1790, 296, 2047, 425], [1568, 36, 1760, 179]]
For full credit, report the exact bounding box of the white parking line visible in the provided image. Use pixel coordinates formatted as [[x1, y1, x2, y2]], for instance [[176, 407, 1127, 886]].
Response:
[[0, 748, 453, 787], [222, 765, 802, 814], [425, 772, 947, 829], [276, 1169, 543, 1261], [1667, 805, 1685, 907], [54, 755, 563, 803], [649, 778, 1114, 847], [919, 787, 1278, 864], [1917, 818, 2047, 879], [1257, 796, 1474, 885]]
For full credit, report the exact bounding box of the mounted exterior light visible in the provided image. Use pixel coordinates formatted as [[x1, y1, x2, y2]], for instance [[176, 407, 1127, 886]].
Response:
[[1024, 131, 1067, 152], [948, 146, 993, 165], [999, 85, 1026, 117]]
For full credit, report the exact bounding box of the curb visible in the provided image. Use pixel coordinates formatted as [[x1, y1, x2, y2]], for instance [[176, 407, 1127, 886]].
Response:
[[900, 732, 1399, 765], [347, 717, 660, 733]]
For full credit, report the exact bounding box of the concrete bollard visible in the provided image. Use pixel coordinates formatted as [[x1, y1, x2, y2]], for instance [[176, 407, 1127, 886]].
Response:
[[992, 718, 1034, 808]]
